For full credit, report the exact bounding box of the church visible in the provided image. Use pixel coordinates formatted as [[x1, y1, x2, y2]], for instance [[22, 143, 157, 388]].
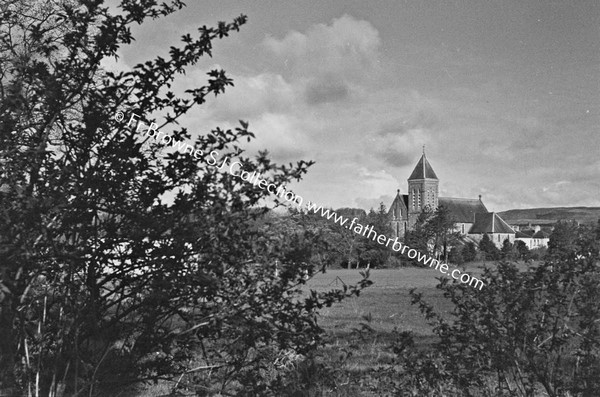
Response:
[[388, 150, 515, 248]]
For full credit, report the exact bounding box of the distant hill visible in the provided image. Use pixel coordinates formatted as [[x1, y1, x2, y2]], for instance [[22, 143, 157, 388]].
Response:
[[498, 207, 600, 225]]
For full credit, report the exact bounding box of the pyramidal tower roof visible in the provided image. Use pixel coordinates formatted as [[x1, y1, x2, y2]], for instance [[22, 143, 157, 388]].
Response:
[[408, 149, 438, 180]]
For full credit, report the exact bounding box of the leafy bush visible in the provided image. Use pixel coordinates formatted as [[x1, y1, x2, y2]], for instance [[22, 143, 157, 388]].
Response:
[[0, 1, 371, 395], [515, 240, 532, 261], [530, 246, 548, 261], [394, 222, 600, 396], [449, 246, 465, 265], [462, 242, 478, 263], [478, 233, 500, 260]]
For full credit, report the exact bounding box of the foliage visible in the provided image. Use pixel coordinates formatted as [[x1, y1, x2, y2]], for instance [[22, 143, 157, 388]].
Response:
[[530, 246, 547, 261], [449, 241, 479, 265], [404, 205, 460, 265], [357, 203, 394, 268], [462, 241, 478, 263], [500, 238, 514, 260], [478, 233, 500, 260], [403, 209, 432, 266], [547, 221, 581, 260], [400, 222, 600, 396], [448, 246, 464, 265], [0, 1, 371, 395], [428, 205, 461, 262], [515, 240, 532, 261], [285, 206, 363, 269], [289, 203, 396, 269], [281, 208, 348, 269]]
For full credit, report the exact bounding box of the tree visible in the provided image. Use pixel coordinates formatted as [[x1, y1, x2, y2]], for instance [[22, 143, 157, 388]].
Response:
[[479, 233, 500, 260], [515, 240, 531, 261], [326, 208, 368, 269], [404, 205, 459, 265], [547, 221, 580, 261], [427, 205, 460, 262], [284, 206, 358, 269], [0, 2, 370, 395], [500, 238, 514, 260], [448, 246, 464, 265], [356, 203, 394, 268], [404, 207, 434, 265], [462, 242, 477, 263]]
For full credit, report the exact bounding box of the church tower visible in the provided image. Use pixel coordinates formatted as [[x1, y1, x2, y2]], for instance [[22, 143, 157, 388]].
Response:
[[407, 148, 439, 227]]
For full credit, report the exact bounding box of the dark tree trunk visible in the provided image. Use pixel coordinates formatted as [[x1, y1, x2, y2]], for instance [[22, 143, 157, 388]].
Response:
[[0, 296, 17, 395]]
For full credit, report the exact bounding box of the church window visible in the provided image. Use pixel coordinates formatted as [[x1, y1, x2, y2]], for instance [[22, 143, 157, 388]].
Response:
[[461, 224, 465, 234]]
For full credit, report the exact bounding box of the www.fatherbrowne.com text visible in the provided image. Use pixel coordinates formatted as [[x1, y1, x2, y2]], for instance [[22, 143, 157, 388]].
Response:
[[123, 111, 485, 290]]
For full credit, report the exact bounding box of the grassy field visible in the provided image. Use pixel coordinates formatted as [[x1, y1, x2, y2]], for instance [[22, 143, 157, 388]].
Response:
[[305, 266, 455, 337], [305, 261, 503, 336], [298, 267, 455, 393], [139, 262, 531, 396], [300, 266, 474, 382], [293, 261, 538, 395]]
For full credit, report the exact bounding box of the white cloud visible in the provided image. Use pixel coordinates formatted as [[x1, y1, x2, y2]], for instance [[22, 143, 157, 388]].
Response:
[[173, 16, 391, 174], [178, 69, 297, 122], [263, 14, 381, 83], [243, 112, 312, 160]]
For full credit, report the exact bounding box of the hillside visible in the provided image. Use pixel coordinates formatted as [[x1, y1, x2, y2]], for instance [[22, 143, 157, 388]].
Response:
[[498, 207, 600, 225]]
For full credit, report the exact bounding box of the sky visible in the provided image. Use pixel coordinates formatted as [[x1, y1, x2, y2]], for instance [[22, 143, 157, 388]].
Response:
[[106, 0, 600, 212]]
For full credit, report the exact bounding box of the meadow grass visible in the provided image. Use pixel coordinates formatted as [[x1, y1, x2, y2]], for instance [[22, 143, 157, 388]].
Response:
[[305, 266, 453, 337], [138, 261, 535, 395], [293, 261, 536, 395], [299, 266, 457, 389]]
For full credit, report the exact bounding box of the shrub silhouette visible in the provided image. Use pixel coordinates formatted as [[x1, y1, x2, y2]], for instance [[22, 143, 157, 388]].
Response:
[[397, 221, 600, 396]]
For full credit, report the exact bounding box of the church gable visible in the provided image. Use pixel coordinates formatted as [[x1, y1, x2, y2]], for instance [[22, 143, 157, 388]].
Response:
[[388, 189, 408, 220], [469, 212, 515, 234]]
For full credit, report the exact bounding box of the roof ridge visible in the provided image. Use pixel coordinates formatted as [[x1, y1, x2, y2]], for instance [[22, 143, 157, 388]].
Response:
[[497, 214, 515, 230], [439, 197, 482, 202]]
